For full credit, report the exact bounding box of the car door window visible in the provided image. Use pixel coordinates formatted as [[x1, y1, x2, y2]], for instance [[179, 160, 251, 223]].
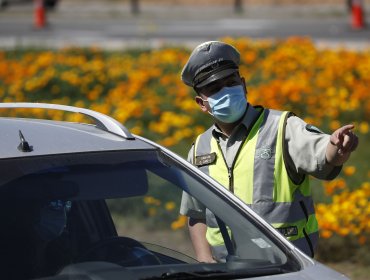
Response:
[[107, 168, 195, 260]]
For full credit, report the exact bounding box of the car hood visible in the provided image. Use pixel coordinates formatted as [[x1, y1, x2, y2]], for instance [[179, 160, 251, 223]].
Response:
[[243, 261, 349, 280]]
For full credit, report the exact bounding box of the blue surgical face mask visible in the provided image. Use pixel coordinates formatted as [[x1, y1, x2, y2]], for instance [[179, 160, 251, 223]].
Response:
[[206, 85, 247, 123], [33, 200, 71, 242]]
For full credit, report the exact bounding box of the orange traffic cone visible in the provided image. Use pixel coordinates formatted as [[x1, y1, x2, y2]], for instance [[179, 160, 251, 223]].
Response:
[[34, 0, 46, 29], [351, 0, 365, 29]]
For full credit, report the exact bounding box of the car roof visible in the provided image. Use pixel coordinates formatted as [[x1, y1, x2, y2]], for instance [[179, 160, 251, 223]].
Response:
[[0, 103, 156, 159]]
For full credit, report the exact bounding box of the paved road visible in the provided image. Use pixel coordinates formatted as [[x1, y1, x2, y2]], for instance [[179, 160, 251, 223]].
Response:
[[0, 2, 369, 49]]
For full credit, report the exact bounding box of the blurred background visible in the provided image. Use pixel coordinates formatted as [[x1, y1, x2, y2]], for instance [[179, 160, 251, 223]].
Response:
[[0, 1, 369, 279], [1, 0, 370, 48]]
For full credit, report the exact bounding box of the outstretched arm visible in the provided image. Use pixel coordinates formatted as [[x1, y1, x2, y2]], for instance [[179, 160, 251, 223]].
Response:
[[326, 124, 359, 166]]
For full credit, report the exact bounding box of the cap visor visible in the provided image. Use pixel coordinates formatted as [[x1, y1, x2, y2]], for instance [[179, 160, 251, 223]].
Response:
[[195, 68, 238, 88]]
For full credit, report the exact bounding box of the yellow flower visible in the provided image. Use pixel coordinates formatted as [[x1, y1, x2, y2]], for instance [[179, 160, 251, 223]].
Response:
[[131, 126, 143, 135], [320, 229, 333, 239], [343, 166, 356, 176], [329, 120, 341, 131], [165, 202, 176, 211], [143, 196, 161, 206], [359, 122, 369, 134], [171, 215, 187, 230]]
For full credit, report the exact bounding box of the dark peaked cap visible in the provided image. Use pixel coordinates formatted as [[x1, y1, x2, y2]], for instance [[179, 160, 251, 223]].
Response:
[[181, 41, 240, 88]]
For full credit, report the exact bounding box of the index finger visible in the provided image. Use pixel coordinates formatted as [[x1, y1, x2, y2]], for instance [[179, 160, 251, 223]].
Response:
[[338, 124, 355, 136]]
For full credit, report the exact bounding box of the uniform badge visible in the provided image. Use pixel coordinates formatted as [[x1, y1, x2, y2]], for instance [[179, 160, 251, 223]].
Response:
[[256, 146, 272, 160], [195, 152, 217, 167]]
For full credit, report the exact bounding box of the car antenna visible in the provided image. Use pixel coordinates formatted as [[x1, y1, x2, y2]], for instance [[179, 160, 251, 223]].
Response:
[[18, 130, 33, 152]]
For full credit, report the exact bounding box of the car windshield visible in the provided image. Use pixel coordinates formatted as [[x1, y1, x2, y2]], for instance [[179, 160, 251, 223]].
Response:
[[0, 149, 299, 279]]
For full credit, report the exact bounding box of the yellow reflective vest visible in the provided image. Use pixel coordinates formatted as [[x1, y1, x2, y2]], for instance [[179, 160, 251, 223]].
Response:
[[193, 107, 319, 257]]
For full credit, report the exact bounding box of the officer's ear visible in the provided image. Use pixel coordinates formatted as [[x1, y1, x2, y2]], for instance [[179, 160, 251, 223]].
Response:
[[195, 95, 209, 113]]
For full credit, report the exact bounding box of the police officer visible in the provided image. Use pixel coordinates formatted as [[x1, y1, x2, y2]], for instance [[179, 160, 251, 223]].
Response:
[[179, 41, 359, 262]]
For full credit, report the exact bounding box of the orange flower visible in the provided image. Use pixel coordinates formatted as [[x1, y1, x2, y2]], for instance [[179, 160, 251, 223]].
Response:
[[343, 166, 356, 176], [171, 215, 188, 230]]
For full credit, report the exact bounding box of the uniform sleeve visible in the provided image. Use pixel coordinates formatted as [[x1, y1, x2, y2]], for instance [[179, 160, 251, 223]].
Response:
[[179, 144, 207, 219], [284, 116, 342, 181]]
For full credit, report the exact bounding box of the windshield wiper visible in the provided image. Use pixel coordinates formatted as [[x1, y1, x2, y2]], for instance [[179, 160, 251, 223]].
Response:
[[143, 267, 285, 280], [142, 270, 225, 280]]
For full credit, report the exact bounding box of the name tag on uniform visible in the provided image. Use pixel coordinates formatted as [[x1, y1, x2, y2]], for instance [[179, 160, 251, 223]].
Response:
[[195, 153, 217, 167], [277, 226, 298, 237]]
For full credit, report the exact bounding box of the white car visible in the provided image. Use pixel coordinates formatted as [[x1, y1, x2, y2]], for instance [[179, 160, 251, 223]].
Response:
[[0, 102, 348, 280]]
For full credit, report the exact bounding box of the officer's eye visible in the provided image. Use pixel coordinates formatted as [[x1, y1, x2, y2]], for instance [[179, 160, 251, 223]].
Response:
[[225, 76, 241, 87], [200, 83, 223, 96], [226, 81, 238, 87], [208, 85, 224, 95]]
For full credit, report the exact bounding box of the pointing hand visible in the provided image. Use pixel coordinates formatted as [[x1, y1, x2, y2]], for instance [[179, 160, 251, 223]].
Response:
[[330, 124, 359, 154], [327, 124, 359, 166]]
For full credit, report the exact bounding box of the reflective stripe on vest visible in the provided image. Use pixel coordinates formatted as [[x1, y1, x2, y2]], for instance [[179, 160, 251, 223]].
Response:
[[194, 108, 319, 257]]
